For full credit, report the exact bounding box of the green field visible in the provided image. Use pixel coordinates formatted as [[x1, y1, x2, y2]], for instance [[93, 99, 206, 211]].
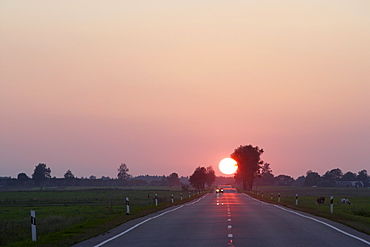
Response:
[[0, 186, 200, 247], [244, 186, 370, 235]]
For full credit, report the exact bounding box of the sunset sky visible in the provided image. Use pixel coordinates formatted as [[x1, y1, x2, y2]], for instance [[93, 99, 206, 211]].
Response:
[[1, 1, 369, 179]]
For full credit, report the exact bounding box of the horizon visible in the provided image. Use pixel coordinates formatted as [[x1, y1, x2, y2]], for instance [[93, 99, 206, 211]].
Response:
[[1, 1, 369, 180]]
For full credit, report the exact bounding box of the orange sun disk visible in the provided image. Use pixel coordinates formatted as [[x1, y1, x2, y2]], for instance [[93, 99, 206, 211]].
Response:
[[219, 158, 238, 175]]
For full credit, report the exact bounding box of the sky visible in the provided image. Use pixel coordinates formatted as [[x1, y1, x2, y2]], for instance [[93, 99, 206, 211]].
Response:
[[1, 1, 369, 179]]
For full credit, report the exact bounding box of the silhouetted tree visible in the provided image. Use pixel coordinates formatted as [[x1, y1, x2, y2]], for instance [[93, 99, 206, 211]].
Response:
[[32, 163, 51, 186], [275, 174, 294, 186], [64, 169, 75, 179], [160, 175, 168, 186], [341, 171, 357, 181], [117, 163, 131, 180], [205, 166, 216, 188], [17, 172, 30, 182], [189, 166, 207, 191], [322, 168, 343, 181], [303, 170, 321, 187], [357, 169, 369, 186], [292, 176, 305, 186], [231, 145, 264, 190], [167, 172, 182, 187], [256, 163, 274, 185]]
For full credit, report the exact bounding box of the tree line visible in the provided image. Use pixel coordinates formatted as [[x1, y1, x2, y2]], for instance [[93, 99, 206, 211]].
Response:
[[232, 144, 369, 189], [256, 164, 369, 187], [1, 163, 188, 188], [220, 144, 369, 189], [2, 144, 368, 189]]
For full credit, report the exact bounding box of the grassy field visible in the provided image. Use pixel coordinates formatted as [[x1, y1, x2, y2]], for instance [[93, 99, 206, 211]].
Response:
[[244, 186, 370, 235], [0, 186, 200, 247]]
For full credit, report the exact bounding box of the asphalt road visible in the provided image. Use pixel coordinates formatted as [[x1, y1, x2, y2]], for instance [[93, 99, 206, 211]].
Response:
[[74, 191, 370, 247]]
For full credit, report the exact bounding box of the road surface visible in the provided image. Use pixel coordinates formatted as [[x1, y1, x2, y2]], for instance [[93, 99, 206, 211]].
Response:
[[74, 191, 370, 247]]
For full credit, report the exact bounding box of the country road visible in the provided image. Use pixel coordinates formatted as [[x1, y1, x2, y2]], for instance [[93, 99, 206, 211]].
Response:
[[74, 191, 370, 247]]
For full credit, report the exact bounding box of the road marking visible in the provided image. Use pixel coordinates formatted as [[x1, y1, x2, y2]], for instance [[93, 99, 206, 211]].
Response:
[[226, 198, 233, 245], [244, 194, 370, 246], [94, 194, 209, 247]]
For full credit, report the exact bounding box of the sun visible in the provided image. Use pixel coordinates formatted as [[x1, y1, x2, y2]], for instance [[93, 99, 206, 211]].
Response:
[[219, 158, 238, 175]]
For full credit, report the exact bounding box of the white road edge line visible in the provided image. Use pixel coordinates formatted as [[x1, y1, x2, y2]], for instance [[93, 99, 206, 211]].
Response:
[[94, 194, 209, 247], [244, 194, 370, 246]]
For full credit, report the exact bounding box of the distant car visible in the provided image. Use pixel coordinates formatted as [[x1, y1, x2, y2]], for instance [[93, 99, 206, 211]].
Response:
[[217, 184, 237, 193], [215, 188, 224, 193]]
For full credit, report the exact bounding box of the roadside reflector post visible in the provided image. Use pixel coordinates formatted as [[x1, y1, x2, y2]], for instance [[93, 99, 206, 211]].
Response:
[[278, 193, 281, 203], [171, 194, 174, 203], [271, 193, 273, 200], [155, 194, 158, 206], [30, 210, 36, 241], [295, 194, 299, 206], [126, 197, 130, 215], [180, 193, 183, 200], [262, 191, 264, 198], [330, 196, 334, 213], [188, 191, 190, 198]]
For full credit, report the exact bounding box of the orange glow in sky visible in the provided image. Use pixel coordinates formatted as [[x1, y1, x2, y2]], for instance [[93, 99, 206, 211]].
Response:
[[1, 1, 369, 179]]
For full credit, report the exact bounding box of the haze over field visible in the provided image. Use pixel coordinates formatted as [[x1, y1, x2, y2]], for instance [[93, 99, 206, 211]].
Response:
[[1, 1, 369, 179]]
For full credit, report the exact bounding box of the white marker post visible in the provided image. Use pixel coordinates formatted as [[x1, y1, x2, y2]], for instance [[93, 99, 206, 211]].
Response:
[[180, 193, 183, 201], [261, 191, 264, 198], [330, 196, 334, 214], [126, 197, 130, 215], [278, 193, 281, 203], [171, 194, 174, 203], [155, 194, 158, 206], [295, 194, 299, 206], [271, 193, 273, 200], [30, 210, 36, 241], [188, 192, 190, 198]]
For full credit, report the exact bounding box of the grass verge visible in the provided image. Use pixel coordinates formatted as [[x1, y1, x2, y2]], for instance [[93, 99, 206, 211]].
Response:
[[242, 186, 370, 235]]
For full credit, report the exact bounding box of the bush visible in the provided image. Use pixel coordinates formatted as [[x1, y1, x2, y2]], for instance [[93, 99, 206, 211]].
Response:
[[317, 180, 336, 187]]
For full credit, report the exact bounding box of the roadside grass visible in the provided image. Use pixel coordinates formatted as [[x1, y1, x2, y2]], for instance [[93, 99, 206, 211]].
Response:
[[0, 187, 200, 246], [243, 186, 370, 235]]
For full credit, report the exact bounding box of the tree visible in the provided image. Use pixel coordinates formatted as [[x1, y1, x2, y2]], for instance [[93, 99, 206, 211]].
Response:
[[17, 173, 30, 182], [322, 168, 343, 181], [256, 163, 274, 186], [231, 145, 264, 190], [189, 167, 207, 191], [205, 166, 216, 188], [117, 163, 131, 180], [32, 163, 51, 185], [167, 172, 182, 187], [64, 169, 75, 179], [357, 170, 369, 186], [292, 176, 305, 186], [275, 175, 294, 186], [303, 170, 321, 187], [341, 171, 357, 181]]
